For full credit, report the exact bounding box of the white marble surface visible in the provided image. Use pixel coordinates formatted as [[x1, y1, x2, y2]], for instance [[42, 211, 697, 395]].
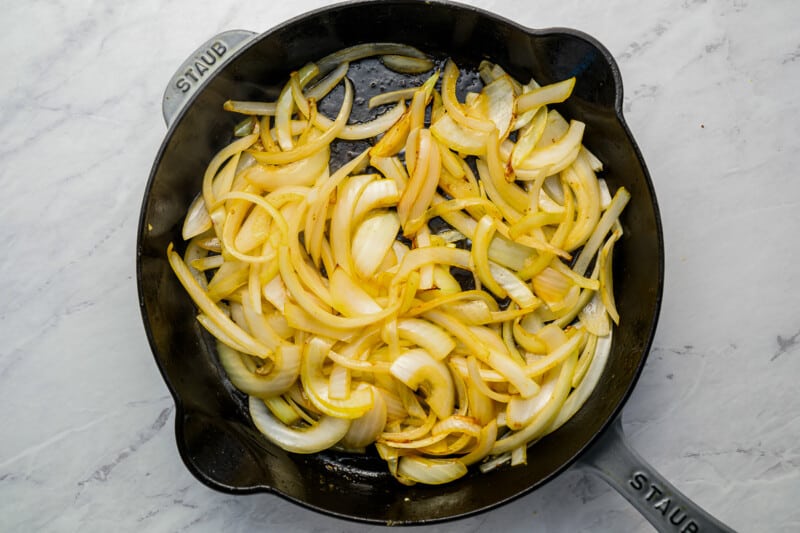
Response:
[[1, 0, 799, 531]]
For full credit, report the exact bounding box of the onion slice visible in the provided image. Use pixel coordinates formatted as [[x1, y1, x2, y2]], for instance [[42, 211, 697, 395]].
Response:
[[396, 456, 468, 485], [249, 395, 350, 454], [390, 349, 455, 419]]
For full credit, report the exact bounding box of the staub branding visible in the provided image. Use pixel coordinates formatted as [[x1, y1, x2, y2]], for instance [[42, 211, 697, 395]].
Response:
[[630, 471, 700, 532], [174, 41, 228, 93]]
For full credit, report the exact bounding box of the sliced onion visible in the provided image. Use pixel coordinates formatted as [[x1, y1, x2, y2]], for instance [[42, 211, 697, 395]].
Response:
[[341, 386, 388, 448], [390, 349, 455, 419], [524, 328, 585, 378], [466, 356, 510, 402], [563, 152, 602, 251], [182, 193, 212, 240], [430, 113, 490, 156], [248, 78, 353, 165], [369, 86, 418, 108], [202, 132, 258, 211], [599, 222, 623, 325], [510, 106, 548, 170], [483, 75, 516, 140], [572, 333, 598, 388], [313, 43, 428, 79], [263, 395, 301, 425], [396, 456, 468, 485], [491, 349, 578, 454], [572, 187, 630, 276], [301, 337, 374, 418], [351, 210, 401, 279], [506, 367, 558, 429], [489, 261, 538, 308], [330, 174, 375, 275], [517, 77, 576, 113], [168, 244, 269, 357], [305, 61, 349, 101], [171, 47, 631, 483], [242, 145, 329, 190], [217, 341, 300, 398], [579, 290, 610, 336], [249, 395, 350, 454], [442, 300, 493, 325], [472, 215, 506, 298], [441, 60, 494, 133], [477, 148, 527, 223], [460, 420, 498, 466], [468, 326, 540, 398], [352, 179, 399, 224], [381, 54, 434, 73], [551, 331, 612, 431], [283, 302, 358, 341], [517, 120, 585, 172], [314, 100, 406, 140], [327, 363, 351, 400], [223, 100, 277, 116], [396, 318, 456, 360], [329, 266, 383, 317]]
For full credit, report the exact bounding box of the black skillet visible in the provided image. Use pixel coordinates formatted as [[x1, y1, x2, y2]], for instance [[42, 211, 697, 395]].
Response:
[[137, 1, 735, 530]]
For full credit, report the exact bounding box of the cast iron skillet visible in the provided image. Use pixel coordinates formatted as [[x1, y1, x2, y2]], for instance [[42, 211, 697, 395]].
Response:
[[137, 1, 734, 530]]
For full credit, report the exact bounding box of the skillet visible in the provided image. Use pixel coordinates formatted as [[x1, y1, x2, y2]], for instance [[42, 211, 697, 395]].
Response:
[[137, 1, 734, 530]]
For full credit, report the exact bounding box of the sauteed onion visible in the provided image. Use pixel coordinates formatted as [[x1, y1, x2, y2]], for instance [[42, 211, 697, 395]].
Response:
[[168, 43, 629, 485]]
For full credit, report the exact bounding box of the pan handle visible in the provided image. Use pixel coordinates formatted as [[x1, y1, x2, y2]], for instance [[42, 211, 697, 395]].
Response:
[[162, 30, 257, 127], [577, 418, 735, 532]]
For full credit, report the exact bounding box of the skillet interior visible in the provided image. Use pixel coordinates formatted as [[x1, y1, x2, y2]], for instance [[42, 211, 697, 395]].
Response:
[[137, 0, 663, 524]]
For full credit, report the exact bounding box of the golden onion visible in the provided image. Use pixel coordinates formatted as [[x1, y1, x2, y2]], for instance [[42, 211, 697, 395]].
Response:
[[168, 45, 629, 486]]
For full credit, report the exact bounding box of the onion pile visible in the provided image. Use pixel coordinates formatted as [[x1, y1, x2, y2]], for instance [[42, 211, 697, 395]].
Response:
[[167, 43, 629, 486]]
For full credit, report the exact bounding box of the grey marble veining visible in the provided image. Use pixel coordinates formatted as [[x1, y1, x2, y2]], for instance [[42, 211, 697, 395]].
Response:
[[1, 0, 799, 531]]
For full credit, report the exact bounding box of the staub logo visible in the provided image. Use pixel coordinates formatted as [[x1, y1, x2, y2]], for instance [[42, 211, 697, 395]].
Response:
[[630, 471, 700, 532], [174, 41, 228, 93]]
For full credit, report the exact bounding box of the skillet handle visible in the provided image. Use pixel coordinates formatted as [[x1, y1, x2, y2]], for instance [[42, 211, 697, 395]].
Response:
[[162, 30, 257, 127], [578, 418, 736, 532]]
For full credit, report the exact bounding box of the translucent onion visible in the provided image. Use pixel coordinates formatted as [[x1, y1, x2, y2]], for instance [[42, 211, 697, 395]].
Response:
[[182, 193, 212, 240], [248, 78, 353, 165], [313, 100, 407, 140], [223, 100, 277, 116], [430, 114, 490, 156], [472, 215, 506, 298], [170, 46, 630, 485], [491, 350, 578, 454], [390, 349, 455, 419], [507, 367, 558, 430], [516, 77, 576, 113], [573, 187, 630, 276], [483, 75, 516, 140], [516, 120, 585, 173], [329, 266, 383, 317], [217, 341, 300, 398], [351, 210, 401, 279], [551, 332, 612, 431], [340, 386, 388, 448], [301, 337, 374, 419], [442, 60, 494, 133], [396, 456, 468, 485], [396, 318, 456, 360], [313, 42, 428, 80], [599, 222, 623, 325], [381, 54, 435, 73], [242, 145, 329, 190], [249, 395, 350, 454], [168, 244, 269, 357]]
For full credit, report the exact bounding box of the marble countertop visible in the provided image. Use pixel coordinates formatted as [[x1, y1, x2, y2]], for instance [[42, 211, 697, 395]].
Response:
[[2, 0, 799, 531]]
